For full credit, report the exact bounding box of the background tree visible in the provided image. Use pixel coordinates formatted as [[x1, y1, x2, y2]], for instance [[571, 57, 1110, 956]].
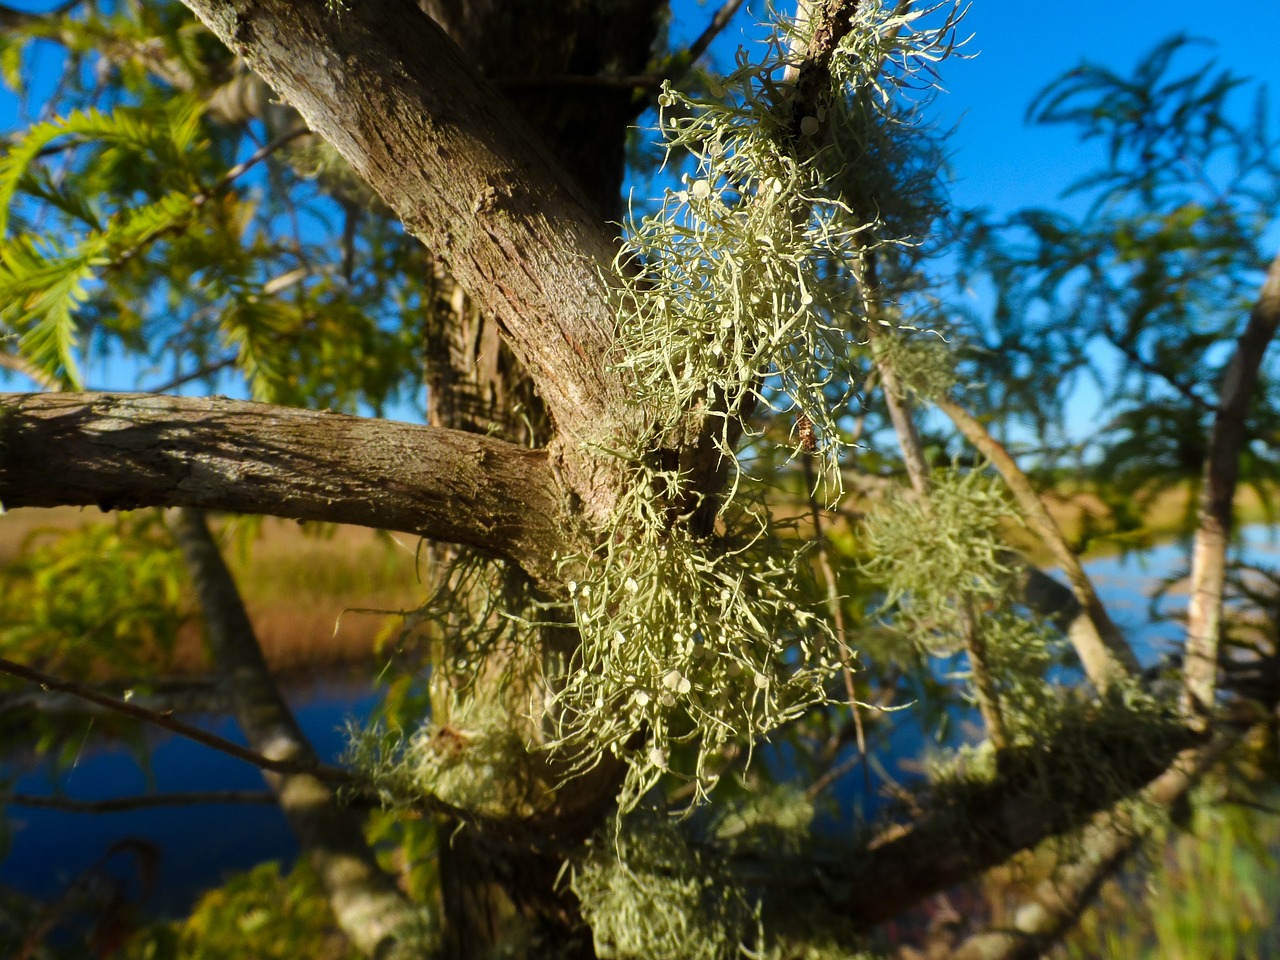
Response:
[[1, 1, 1278, 958]]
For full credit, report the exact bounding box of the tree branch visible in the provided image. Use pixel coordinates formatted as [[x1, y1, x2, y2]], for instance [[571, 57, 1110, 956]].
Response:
[[0, 655, 355, 783], [948, 734, 1231, 960], [786, 723, 1205, 931], [1183, 251, 1280, 724], [4, 790, 277, 812], [170, 507, 421, 958], [935, 397, 1140, 689], [0, 391, 568, 590], [176, 0, 639, 496], [491, 0, 747, 95]]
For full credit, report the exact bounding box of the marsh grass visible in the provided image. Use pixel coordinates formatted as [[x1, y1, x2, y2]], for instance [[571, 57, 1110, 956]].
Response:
[[1056, 798, 1280, 960], [0, 508, 424, 676]]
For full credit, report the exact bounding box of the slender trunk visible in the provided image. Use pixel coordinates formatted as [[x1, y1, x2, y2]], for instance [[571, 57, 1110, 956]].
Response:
[[1183, 252, 1280, 725], [169, 507, 421, 958]]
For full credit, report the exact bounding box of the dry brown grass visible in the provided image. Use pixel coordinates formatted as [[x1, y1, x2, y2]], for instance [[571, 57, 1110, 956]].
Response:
[[0, 508, 427, 676], [3, 479, 1275, 675]]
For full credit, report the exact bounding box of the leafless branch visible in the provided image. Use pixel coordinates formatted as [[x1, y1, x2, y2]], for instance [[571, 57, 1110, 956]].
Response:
[[1183, 251, 1280, 723], [0, 655, 356, 784], [949, 734, 1232, 960], [5, 790, 277, 812], [492, 0, 747, 93], [935, 397, 1140, 690], [0, 391, 568, 590]]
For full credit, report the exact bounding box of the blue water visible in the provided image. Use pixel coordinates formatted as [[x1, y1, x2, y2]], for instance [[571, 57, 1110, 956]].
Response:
[[811, 526, 1280, 825], [7, 528, 1280, 917], [1, 678, 379, 917]]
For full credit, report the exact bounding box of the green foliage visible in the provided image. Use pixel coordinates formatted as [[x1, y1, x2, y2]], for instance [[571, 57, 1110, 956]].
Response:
[[0, 6, 426, 411], [0, 511, 187, 678], [120, 860, 362, 960], [956, 35, 1280, 517]]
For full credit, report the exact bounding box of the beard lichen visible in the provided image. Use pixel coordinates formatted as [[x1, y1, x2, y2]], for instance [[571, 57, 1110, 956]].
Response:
[[543, 2, 965, 808], [356, 2, 966, 816]]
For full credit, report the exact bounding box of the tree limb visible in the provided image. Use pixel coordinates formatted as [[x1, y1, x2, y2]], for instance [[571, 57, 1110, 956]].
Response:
[[1183, 251, 1280, 724], [948, 734, 1231, 960], [0, 655, 354, 783], [170, 507, 422, 959], [0, 391, 568, 591], [769, 719, 1203, 930], [935, 397, 1140, 689], [176, 0, 639, 500], [4, 790, 277, 812]]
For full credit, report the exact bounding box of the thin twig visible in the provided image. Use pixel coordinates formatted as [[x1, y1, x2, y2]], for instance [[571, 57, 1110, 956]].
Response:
[[801, 455, 868, 783], [493, 0, 746, 93], [5, 790, 278, 812], [0, 656, 356, 785]]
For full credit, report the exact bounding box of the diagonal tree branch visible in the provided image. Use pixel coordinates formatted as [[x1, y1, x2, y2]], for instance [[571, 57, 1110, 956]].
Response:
[[5, 790, 278, 812], [170, 506, 422, 958], [1183, 251, 1280, 724], [0, 655, 355, 783], [0, 391, 568, 590], [948, 733, 1232, 960], [935, 397, 1140, 690], [176, 0, 640, 498]]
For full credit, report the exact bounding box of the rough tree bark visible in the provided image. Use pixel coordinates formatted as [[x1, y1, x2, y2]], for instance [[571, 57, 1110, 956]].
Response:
[[177, 0, 642, 520], [0, 392, 566, 588], [411, 4, 664, 951]]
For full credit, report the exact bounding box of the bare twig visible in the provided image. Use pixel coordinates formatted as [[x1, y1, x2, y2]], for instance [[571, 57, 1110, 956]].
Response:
[[801, 455, 868, 774], [684, 0, 748, 68], [492, 0, 746, 93], [935, 397, 1140, 690], [0, 655, 356, 784], [5, 790, 277, 812], [1183, 251, 1280, 725]]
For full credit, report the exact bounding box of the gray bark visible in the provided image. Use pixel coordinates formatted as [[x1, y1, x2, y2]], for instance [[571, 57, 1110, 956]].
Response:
[[1183, 251, 1280, 722], [177, 0, 642, 521], [0, 392, 567, 590], [170, 507, 422, 958]]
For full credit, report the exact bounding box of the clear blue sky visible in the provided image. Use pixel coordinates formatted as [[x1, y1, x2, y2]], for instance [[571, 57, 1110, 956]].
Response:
[[933, 0, 1280, 219], [683, 0, 1280, 222], [2, 1, 1278, 399]]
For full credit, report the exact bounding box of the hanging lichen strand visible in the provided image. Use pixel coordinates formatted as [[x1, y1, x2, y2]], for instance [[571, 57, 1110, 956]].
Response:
[[545, 3, 963, 810], [614, 1, 961, 492]]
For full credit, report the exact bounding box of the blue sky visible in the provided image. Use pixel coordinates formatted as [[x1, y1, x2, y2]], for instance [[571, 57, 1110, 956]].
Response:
[[934, 0, 1280, 218], [2, 1, 1278, 402], [681, 0, 1280, 221]]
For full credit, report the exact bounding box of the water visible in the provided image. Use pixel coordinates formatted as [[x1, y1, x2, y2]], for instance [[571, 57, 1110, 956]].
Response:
[[813, 526, 1280, 824], [1, 677, 379, 917], [6, 528, 1280, 919]]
